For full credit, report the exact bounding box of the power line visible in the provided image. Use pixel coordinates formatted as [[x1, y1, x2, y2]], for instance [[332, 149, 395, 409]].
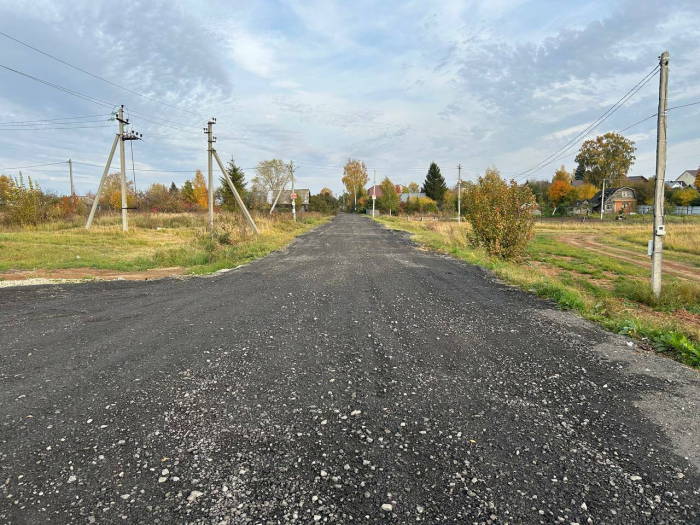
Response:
[[0, 125, 114, 131], [125, 108, 202, 129], [0, 63, 116, 109], [71, 161, 195, 172], [0, 30, 204, 118], [0, 113, 112, 125], [0, 161, 67, 170], [517, 65, 660, 180], [129, 114, 202, 135]]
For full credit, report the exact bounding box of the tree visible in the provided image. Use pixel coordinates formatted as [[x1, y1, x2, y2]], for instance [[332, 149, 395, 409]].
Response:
[[143, 183, 173, 212], [341, 159, 369, 205], [0, 174, 12, 206], [192, 170, 208, 210], [553, 165, 572, 184], [695, 167, 700, 189], [575, 132, 636, 188], [217, 158, 247, 211], [169, 182, 179, 196], [377, 177, 400, 213], [320, 187, 334, 197], [252, 159, 288, 196], [405, 196, 438, 215], [462, 167, 536, 259], [407, 182, 420, 193], [629, 179, 654, 205], [309, 191, 339, 214], [100, 173, 136, 210], [575, 182, 598, 201], [547, 181, 572, 206], [422, 162, 447, 203], [672, 187, 699, 206], [181, 179, 195, 205]]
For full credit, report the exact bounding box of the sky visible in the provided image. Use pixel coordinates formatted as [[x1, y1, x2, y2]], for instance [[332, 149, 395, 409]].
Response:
[[0, 0, 698, 196]]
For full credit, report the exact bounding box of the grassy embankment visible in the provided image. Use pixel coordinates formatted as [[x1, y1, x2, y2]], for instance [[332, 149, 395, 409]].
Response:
[[0, 212, 328, 276], [375, 216, 700, 369]]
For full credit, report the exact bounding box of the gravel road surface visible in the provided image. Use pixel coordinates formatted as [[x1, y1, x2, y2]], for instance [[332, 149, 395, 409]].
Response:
[[1, 213, 698, 524]]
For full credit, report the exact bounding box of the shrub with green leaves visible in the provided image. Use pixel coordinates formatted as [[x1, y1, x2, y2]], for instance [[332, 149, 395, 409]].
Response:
[[463, 167, 536, 259], [405, 196, 438, 215]]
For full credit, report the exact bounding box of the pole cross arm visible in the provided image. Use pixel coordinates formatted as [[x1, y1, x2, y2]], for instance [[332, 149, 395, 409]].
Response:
[[212, 149, 260, 235]]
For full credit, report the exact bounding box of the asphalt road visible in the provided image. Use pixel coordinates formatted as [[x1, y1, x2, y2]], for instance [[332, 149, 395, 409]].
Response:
[[1, 213, 699, 524]]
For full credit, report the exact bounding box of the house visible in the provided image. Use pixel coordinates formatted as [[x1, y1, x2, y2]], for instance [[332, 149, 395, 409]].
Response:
[[676, 168, 698, 188], [626, 175, 649, 184], [267, 189, 311, 211], [367, 184, 403, 198], [668, 180, 688, 190], [570, 199, 591, 215], [590, 187, 636, 215]]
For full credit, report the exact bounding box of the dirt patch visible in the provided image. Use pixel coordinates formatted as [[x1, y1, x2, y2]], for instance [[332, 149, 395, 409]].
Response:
[[0, 266, 183, 286], [558, 234, 700, 281]]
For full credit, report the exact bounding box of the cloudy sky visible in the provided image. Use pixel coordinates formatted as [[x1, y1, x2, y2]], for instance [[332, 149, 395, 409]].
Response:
[[0, 0, 698, 195]]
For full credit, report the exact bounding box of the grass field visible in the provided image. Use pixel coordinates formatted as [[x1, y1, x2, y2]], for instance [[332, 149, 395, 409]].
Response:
[[375, 216, 700, 369], [0, 212, 329, 277]]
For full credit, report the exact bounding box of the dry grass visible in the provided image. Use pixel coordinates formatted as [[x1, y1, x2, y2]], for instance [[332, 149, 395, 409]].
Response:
[[0, 211, 329, 274]]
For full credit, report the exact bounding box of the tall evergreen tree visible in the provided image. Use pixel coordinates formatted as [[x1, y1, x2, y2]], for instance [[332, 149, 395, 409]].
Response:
[[422, 162, 447, 203], [218, 157, 247, 210], [168, 182, 179, 195]]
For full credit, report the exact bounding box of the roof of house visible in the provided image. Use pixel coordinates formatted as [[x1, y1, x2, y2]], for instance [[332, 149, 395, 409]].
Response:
[[571, 180, 585, 187], [681, 168, 699, 177], [590, 187, 636, 206], [626, 176, 649, 183]]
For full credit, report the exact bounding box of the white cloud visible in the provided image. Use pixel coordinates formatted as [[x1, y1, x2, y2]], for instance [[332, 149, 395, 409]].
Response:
[[228, 32, 279, 78]]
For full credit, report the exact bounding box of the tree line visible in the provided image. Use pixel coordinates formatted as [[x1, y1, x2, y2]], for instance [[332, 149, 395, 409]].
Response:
[[0, 158, 340, 226]]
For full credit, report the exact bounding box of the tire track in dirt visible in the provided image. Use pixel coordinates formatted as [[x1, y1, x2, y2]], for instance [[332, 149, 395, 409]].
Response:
[[559, 234, 700, 281]]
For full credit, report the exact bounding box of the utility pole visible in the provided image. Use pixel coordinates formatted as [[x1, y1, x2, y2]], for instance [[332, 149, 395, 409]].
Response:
[[599, 177, 606, 221], [372, 169, 376, 217], [354, 185, 357, 211], [651, 51, 670, 299], [206, 118, 216, 231], [68, 158, 75, 200], [211, 149, 259, 234], [290, 160, 297, 222], [457, 164, 462, 223], [117, 106, 128, 231], [86, 106, 141, 231]]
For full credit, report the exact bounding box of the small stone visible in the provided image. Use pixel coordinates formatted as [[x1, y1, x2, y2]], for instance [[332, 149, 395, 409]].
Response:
[[351, 410, 361, 416], [67, 475, 77, 483], [381, 503, 393, 512], [417, 505, 424, 513], [120, 494, 130, 500], [630, 475, 642, 481], [581, 502, 588, 511], [187, 490, 203, 502], [158, 477, 167, 483], [320, 470, 328, 478]]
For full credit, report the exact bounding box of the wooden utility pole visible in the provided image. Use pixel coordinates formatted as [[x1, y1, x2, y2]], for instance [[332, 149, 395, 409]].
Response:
[[206, 118, 216, 231], [651, 51, 670, 299], [457, 164, 462, 223]]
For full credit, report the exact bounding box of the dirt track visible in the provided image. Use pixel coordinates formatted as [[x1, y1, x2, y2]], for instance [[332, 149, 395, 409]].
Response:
[[559, 234, 700, 281]]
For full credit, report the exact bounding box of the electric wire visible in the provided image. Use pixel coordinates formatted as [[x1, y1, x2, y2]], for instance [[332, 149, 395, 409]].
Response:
[[0, 114, 112, 125], [0, 30, 205, 118], [517, 65, 660, 180], [0, 125, 114, 131], [0, 63, 116, 108]]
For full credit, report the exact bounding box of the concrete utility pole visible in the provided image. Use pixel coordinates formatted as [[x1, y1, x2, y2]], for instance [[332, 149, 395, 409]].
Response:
[[599, 177, 606, 221], [68, 158, 75, 199], [206, 118, 216, 231], [212, 149, 259, 234], [457, 164, 462, 224], [372, 169, 376, 217], [85, 134, 120, 230], [290, 160, 297, 222], [117, 106, 128, 231], [651, 51, 670, 299]]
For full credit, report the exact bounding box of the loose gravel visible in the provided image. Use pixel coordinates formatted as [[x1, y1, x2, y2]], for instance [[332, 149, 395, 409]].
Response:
[[0, 214, 698, 524]]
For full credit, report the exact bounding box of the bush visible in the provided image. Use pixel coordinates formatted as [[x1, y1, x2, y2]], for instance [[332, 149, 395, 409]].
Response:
[[405, 196, 437, 215], [5, 174, 46, 226], [463, 167, 536, 258]]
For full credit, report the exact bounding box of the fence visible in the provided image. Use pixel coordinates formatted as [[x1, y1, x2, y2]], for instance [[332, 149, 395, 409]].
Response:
[[637, 205, 700, 215]]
